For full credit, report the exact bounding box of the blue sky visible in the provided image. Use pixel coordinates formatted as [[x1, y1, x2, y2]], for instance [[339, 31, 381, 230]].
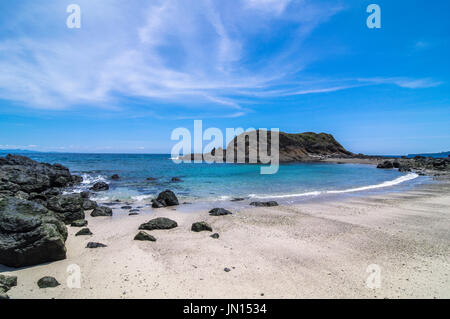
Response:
[[0, 0, 449, 154]]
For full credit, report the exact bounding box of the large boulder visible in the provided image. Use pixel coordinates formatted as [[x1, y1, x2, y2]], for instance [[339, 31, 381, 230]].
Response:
[[37, 276, 60, 288], [191, 222, 213, 232], [91, 206, 113, 217], [209, 208, 233, 216], [151, 190, 179, 208], [0, 197, 67, 268], [46, 194, 85, 224], [139, 217, 178, 231], [90, 182, 109, 192]]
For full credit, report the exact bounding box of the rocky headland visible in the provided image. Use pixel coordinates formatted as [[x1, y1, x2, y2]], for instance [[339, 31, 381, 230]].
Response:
[[182, 130, 450, 177]]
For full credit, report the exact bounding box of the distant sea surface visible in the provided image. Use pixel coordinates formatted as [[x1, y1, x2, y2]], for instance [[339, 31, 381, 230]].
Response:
[[0, 152, 429, 206]]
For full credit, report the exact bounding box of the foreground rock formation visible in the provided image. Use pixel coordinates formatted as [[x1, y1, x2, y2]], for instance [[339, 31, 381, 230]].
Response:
[[0, 197, 68, 267], [0, 154, 92, 268]]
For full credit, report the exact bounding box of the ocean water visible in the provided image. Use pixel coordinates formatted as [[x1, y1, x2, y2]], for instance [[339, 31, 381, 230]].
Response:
[[0, 152, 429, 207]]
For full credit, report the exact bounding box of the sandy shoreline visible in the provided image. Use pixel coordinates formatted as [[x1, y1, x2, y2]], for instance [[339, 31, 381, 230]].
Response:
[[2, 180, 449, 299]]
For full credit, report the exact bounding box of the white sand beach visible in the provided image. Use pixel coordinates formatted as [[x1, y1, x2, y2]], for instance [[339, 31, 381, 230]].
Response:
[[3, 181, 450, 299]]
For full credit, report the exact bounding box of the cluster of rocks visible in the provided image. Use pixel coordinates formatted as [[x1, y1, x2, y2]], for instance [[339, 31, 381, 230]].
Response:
[[0, 155, 104, 268], [133, 206, 233, 243], [376, 156, 450, 176]]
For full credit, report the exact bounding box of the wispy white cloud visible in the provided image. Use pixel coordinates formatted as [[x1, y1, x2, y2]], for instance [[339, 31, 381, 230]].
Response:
[[0, 0, 441, 119], [358, 77, 442, 89]]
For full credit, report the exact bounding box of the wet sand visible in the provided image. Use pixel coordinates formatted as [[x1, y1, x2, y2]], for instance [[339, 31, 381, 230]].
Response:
[[3, 181, 450, 299]]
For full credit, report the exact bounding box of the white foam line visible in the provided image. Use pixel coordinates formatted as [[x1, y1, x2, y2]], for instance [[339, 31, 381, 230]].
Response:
[[249, 173, 419, 199]]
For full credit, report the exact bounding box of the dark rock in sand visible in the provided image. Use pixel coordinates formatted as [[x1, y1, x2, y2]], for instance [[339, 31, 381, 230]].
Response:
[[90, 182, 109, 192], [151, 190, 179, 208], [129, 212, 139, 216], [250, 201, 279, 207], [129, 209, 140, 213], [134, 231, 156, 242], [139, 217, 178, 231], [377, 160, 394, 169], [0, 197, 67, 268], [82, 199, 98, 210], [71, 219, 88, 227], [191, 222, 213, 232], [0, 274, 17, 293], [209, 208, 232, 216], [210, 233, 220, 239], [224, 267, 231, 272], [121, 206, 132, 209], [75, 228, 93, 236], [86, 242, 107, 248], [111, 174, 120, 180], [231, 198, 245, 202], [46, 194, 85, 224], [91, 206, 113, 217], [37, 276, 60, 288]]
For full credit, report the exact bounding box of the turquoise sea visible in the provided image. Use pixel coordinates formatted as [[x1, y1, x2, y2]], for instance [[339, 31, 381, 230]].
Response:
[[0, 152, 429, 208]]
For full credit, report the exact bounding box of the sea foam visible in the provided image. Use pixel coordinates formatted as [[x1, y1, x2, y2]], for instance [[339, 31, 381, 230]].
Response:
[[249, 173, 419, 199]]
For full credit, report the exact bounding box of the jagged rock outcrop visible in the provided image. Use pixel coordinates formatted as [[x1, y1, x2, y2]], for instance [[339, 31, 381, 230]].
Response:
[[376, 157, 450, 175], [0, 154, 82, 196], [0, 154, 92, 267], [0, 197, 68, 268]]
